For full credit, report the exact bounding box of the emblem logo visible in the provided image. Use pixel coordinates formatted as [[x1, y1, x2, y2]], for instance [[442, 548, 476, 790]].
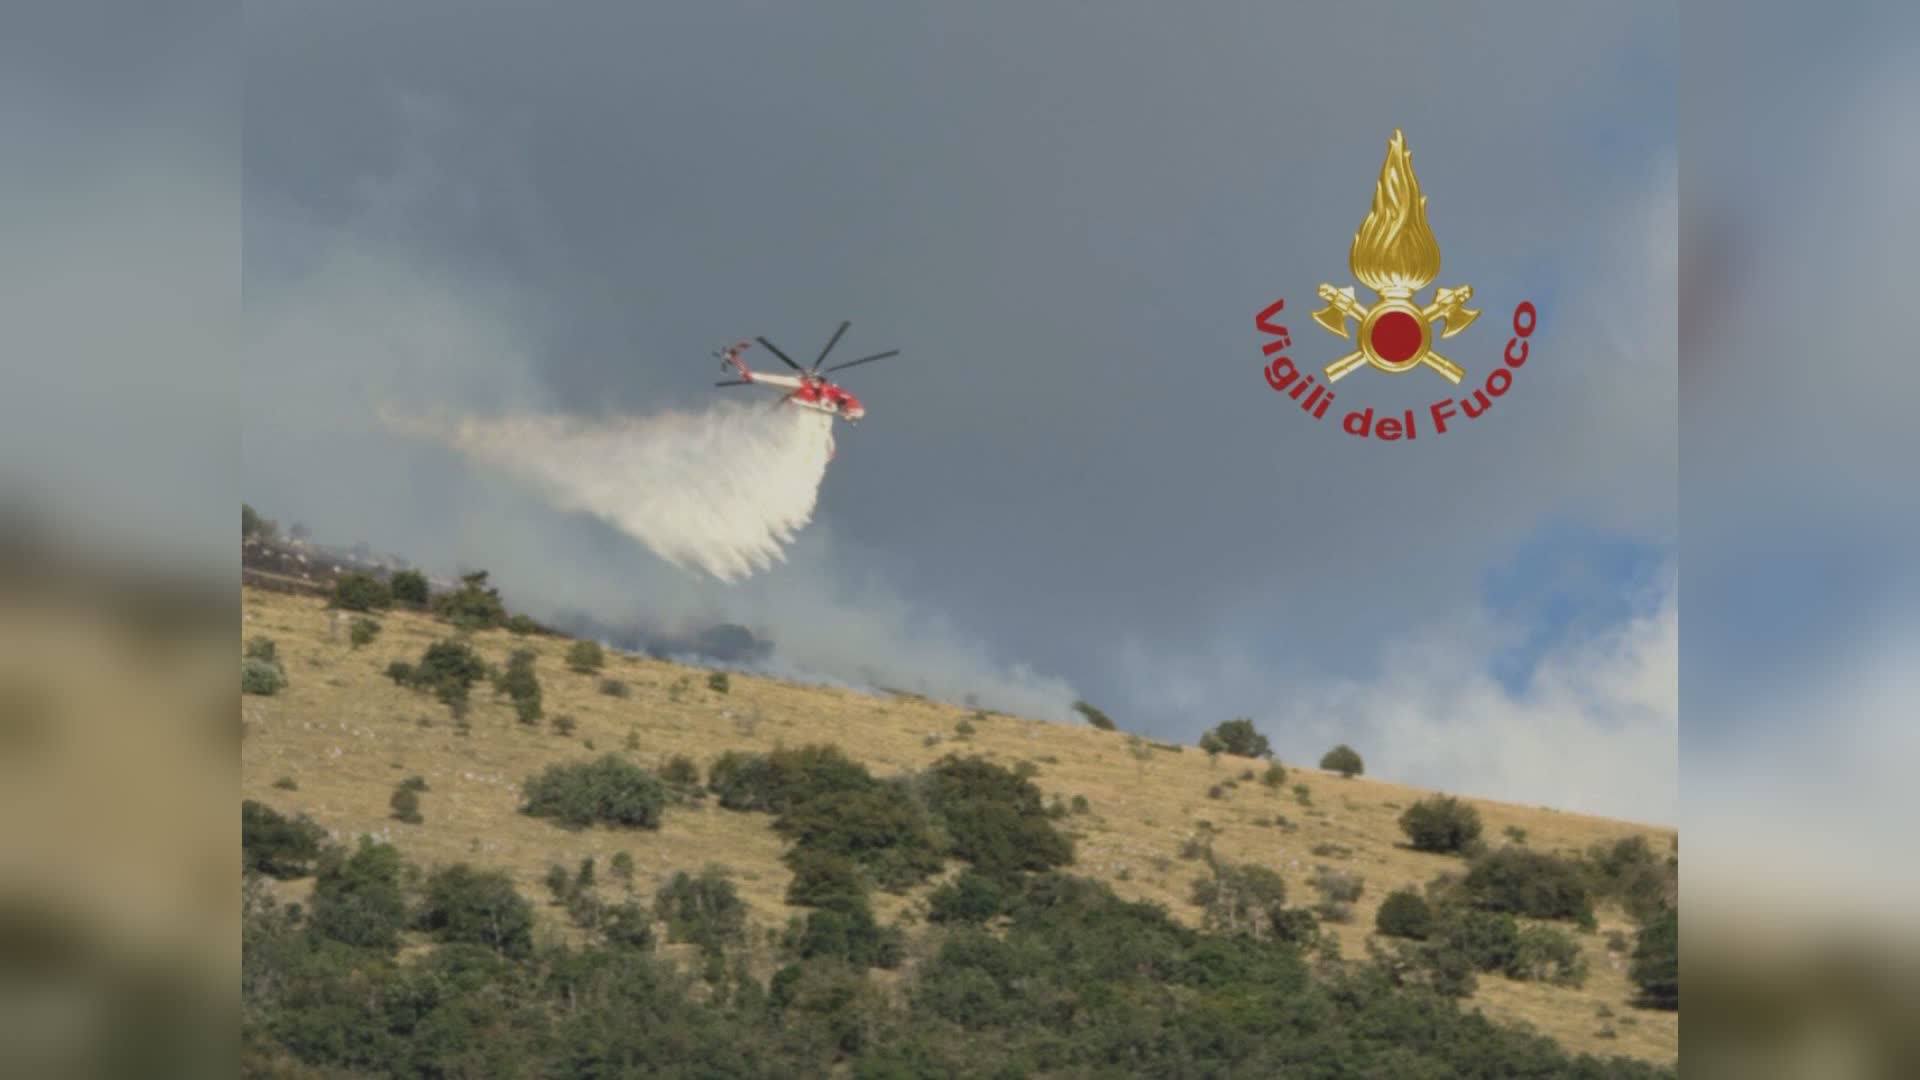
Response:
[[1257, 129, 1539, 442], [1312, 129, 1478, 386]]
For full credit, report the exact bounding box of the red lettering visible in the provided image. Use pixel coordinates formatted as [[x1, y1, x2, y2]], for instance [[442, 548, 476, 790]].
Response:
[[1265, 355, 1298, 392], [1505, 337, 1529, 367], [1377, 417, 1402, 440], [1513, 301, 1536, 338], [1343, 407, 1374, 437], [1257, 297, 1287, 336], [1461, 389, 1491, 418], [1487, 368, 1512, 397], [1430, 398, 1458, 434]]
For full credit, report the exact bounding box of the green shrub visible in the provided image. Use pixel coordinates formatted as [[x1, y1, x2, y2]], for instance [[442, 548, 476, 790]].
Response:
[[707, 745, 876, 815], [404, 639, 488, 716], [241, 800, 327, 878], [500, 648, 543, 724], [920, 754, 1073, 878], [660, 754, 700, 787], [954, 718, 976, 738], [431, 571, 507, 629], [384, 660, 413, 686], [348, 616, 381, 648], [1070, 794, 1090, 814], [330, 571, 392, 612], [600, 900, 655, 950], [1071, 700, 1117, 731], [1631, 907, 1679, 1009], [1199, 717, 1272, 759], [1399, 796, 1485, 854], [784, 849, 865, 908], [599, 678, 629, 698], [505, 613, 542, 636], [1190, 861, 1290, 940], [1261, 763, 1288, 788], [389, 569, 430, 608], [545, 863, 572, 904], [417, 864, 535, 957], [928, 868, 1008, 925], [309, 838, 408, 952], [389, 785, 422, 824], [522, 755, 668, 829], [567, 639, 607, 673], [609, 851, 635, 887], [245, 636, 278, 664], [242, 657, 285, 696], [551, 713, 577, 737], [775, 784, 944, 891], [655, 868, 748, 956], [1375, 888, 1435, 940], [1320, 744, 1364, 777], [707, 671, 730, 693], [1514, 924, 1589, 986], [1462, 847, 1595, 923], [787, 897, 905, 970], [272, 777, 298, 791], [400, 775, 428, 793]]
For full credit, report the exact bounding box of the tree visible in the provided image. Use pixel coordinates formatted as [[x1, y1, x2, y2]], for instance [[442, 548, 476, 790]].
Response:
[[655, 868, 748, 956], [1462, 847, 1595, 924], [1320, 744, 1364, 778], [501, 648, 543, 724], [1199, 718, 1271, 759], [432, 570, 507, 628], [522, 755, 668, 829], [417, 864, 536, 957], [349, 617, 381, 649], [309, 838, 408, 951], [1375, 888, 1435, 939], [1071, 701, 1117, 731], [1630, 907, 1678, 1009], [241, 800, 326, 878], [1398, 796, 1484, 854], [1190, 860, 1290, 940], [389, 569, 430, 608]]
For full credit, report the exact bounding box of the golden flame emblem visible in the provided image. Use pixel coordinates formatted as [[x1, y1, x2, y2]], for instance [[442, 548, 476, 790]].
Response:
[[1313, 129, 1479, 384]]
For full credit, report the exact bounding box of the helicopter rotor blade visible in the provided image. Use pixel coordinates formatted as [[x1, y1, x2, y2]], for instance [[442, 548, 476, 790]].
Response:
[[822, 349, 899, 374], [812, 320, 851, 372], [755, 336, 805, 372], [715, 379, 751, 387]]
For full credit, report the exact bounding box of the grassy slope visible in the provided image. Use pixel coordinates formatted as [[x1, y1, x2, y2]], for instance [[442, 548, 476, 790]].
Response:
[[241, 585, 1677, 1066]]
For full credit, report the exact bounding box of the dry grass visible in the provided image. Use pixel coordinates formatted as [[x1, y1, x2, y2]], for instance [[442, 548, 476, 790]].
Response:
[[241, 585, 1677, 1066]]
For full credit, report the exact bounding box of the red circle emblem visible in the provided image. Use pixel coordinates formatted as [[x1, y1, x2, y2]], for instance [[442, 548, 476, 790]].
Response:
[[1370, 311, 1423, 363]]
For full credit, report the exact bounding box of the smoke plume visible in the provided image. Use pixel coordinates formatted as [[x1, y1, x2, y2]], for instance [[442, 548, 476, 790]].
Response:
[[384, 401, 835, 583]]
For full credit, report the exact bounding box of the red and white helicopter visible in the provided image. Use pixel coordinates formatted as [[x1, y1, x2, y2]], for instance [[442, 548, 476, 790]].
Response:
[[713, 321, 900, 424]]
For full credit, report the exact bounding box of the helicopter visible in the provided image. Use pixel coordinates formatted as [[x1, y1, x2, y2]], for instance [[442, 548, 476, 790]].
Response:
[[713, 321, 900, 423]]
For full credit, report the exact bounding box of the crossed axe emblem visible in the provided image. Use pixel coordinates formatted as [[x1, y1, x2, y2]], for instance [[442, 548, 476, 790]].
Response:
[[1312, 283, 1480, 385]]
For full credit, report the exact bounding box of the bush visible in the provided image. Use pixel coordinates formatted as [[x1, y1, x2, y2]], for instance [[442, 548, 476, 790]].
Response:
[[431, 570, 507, 629], [1514, 924, 1589, 987], [1261, 763, 1288, 788], [522, 755, 669, 829], [1320, 744, 1364, 777], [567, 639, 607, 673], [775, 784, 944, 891], [390, 785, 422, 824], [920, 755, 1074, 878], [417, 864, 536, 957], [660, 754, 700, 787], [1463, 848, 1595, 923], [245, 636, 278, 664], [707, 745, 876, 815], [330, 572, 392, 612], [404, 639, 488, 716], [505, 613, 542, 636], [551, 713, 577, 737], [1399, 796, 1485, 854], [309, 838, 408, 952], [655, 868, 748, 956], [785, 849, 865, 908], [1191, 861, 1290, 940], [348, 616, 381, 648], [1375, 889, 1435, 940], [1071, 700, 1116, 731], [385, 660, 413, 686], [600, 900, 655, 949], [500, 648, 543, 724], [242, 657, 285, 696], [787, 898, 905, 970], [1631, 907, 1679, 1009], [1199, 717, 1272, 759], [599, 678, 629, 698], [389, 569, 430, 608], [928, 868, 1008, 925], [707, 671, 730, 693], [241, 800, 327, 878]]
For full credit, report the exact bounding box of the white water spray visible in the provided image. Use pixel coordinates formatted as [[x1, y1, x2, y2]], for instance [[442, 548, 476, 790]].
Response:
[[385, 401, 835, 583]]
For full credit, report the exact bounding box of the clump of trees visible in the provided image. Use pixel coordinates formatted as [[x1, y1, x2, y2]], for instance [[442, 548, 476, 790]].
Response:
[[390, 639, 488, 718], [242, 800, 326, 878], [567, 640, 606, 674], [389, 569, 430, 609], [521, 755, 669, 829], [330, 572, 391, 613], [1199, 717, 1272, 759], [497, 648, 543, 724], [1630, 907, 1678, 1009]]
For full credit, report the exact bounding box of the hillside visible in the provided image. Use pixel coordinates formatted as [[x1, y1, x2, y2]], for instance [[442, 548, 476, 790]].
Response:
[[240, 582, 1677, 1071]]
